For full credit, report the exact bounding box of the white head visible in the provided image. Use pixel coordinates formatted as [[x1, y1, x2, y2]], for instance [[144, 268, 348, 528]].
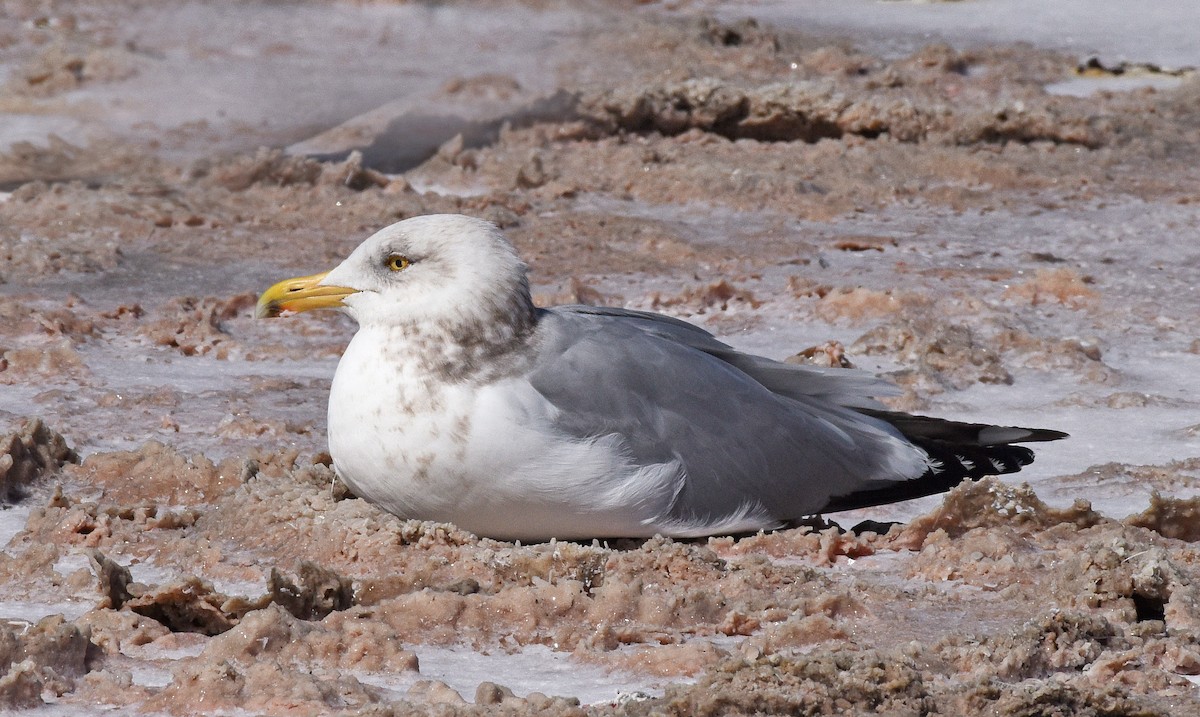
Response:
[[258, 214, 536, 340]]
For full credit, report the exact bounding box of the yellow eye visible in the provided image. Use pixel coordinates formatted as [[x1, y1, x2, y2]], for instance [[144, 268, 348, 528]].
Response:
[[386, 254, 410, 272]]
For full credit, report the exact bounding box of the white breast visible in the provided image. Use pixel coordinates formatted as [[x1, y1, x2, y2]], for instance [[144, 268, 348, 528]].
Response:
[[326, 327, 684, 540]]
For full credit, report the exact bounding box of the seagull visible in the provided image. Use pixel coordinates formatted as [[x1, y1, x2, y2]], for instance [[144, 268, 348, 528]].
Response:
[[257, 214, 1065, 541]]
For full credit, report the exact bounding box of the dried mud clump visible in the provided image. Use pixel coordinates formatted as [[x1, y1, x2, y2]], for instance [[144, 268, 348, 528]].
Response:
[[88, 550, 135, 610], [1003, 267, 1100, 308], [659, 617, 1177, 717], [148, 635, 379, 713], [137, 293, 256, 358], [0, 338, 89, 383], [940, 679, 1165, 717], [853, 315, 1013, 392], [1125, 493, 1200, 541], [21, 487, 199, 552], [0, 296, 97, 341], [6, 42, 139, 98], [998, 331, 1117, 383], [697, 17, 780, 51], [317, 150, 391, 191], [199, 461, 481, 577], [211, 604, 416, 673], [939, 611, 1123, 680], [785, 340, 853, 369], [266, 561, 354, 621], [660, 650, 935, 717], [68, 440, 240, 504], [0, 218, 122, 280], [122, 577, 256, 636], [0, 418, 77, 501], [142, 605, 413, 715], [713, 523, 878, 567], [577, 77, 1109, 147], [0, 296, 99, 383], [90, 550, 353, 635], [75, 606, 170, 657], [813, 287, 918, 323], [895, 477, 1103, 544], [0, 138, 159, 188], [200, 148, 325, 191], [532, 277, 621, 309], [650, 279, 761, 313], [0, 615, 94, 709], [199, 148, 389, 192], [1052, 536, 1200, 632]]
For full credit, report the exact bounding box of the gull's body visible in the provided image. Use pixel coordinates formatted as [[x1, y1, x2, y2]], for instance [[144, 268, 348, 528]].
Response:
[[258, 214, 1065, 541]]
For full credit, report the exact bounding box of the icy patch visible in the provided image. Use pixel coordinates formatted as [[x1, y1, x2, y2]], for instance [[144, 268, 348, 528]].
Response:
[[125, 561, 185, 588], [125, 641, 206, 662], [0, 600, 92, 624], [51, 552, 93, 579], [1045, 74, 1188, 97], [129, 664, 174, 689], [0, 502, 33, 552], [716, 0, 1200, 68], [404, 177, 494, 198], [208, 577, 269, 599], [0, 115, 89, 155]]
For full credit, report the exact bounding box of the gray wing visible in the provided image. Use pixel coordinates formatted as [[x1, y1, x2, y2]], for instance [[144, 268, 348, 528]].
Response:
[[525, 306, 929, 534], [559, 305, 899, 409]]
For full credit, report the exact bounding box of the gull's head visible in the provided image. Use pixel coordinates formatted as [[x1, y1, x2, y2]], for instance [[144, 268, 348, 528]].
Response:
[[257, 214, 533, 333]]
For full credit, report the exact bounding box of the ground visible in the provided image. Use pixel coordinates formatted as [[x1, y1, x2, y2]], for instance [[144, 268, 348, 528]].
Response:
[[2, 1, 1200, 715]]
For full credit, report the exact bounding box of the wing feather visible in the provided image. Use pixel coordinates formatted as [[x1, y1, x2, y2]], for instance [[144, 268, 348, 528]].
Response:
[[526, 307, 928, 532]]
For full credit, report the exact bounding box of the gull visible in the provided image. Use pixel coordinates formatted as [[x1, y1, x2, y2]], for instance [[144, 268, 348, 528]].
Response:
[[257, 214, 1065, 540]]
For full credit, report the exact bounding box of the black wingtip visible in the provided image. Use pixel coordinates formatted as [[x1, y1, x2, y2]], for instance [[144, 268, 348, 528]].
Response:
[[819, 410, 1066, 514], [1028, 428, 1070, 442], [857, 409, 1067, 446], [976, 425, 1069, 445], [821, 443, 1027, 514], [821, 414, 1067, 514]]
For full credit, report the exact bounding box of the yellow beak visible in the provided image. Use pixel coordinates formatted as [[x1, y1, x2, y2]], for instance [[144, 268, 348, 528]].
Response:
[[256, 271, 358, 318]]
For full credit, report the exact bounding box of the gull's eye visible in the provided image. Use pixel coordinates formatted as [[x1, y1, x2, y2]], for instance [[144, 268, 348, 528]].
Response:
[[385, 254, 411, 272]]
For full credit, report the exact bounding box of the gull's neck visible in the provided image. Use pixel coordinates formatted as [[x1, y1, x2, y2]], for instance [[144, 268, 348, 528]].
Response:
[[374, 287, 539, 383]]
